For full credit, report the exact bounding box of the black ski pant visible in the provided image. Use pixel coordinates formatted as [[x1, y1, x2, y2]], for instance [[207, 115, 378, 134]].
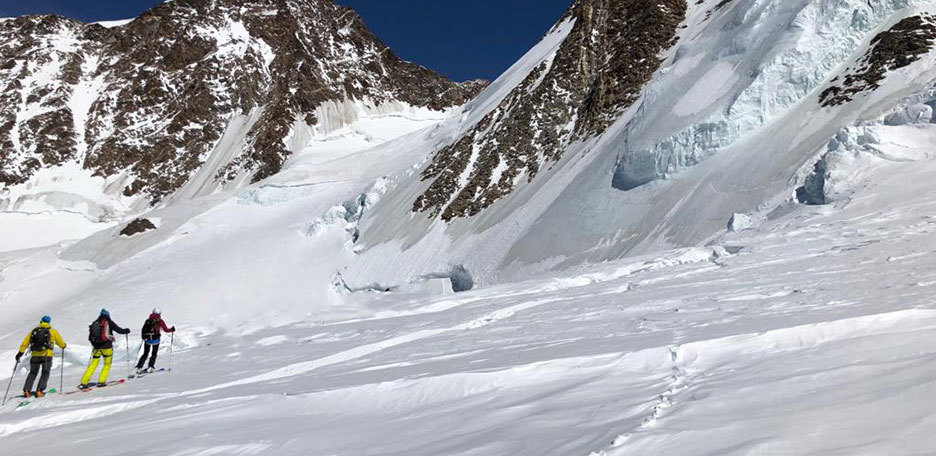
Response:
[[136, 342, 160, 369], [23, 356, 53, 393]]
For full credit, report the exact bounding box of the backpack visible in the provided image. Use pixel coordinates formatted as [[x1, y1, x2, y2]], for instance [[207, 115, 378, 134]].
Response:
[[29, 327, 52, 353], [88, 318, 108, 345], [141, 318, 158, 339]]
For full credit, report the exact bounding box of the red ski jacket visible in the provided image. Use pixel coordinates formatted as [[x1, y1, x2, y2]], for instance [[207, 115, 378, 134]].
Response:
[[143, 313, 175, 341]]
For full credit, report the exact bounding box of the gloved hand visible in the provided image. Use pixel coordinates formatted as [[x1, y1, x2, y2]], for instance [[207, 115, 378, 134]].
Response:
[[15, 352, 22, 363], [171, 326, 176, 332]]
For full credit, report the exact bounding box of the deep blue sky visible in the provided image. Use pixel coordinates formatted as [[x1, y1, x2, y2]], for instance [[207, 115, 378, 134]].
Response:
[[0, 0, 571, 82]]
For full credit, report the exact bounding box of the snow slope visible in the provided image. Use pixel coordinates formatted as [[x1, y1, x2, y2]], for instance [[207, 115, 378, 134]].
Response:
[[3, 0, 936, 454], [0, 0, 484, 254], [0, 15, 575, 341], [346, 0, 936, 289], [4, 145, 936, 453], [0, 102, 448, 254]]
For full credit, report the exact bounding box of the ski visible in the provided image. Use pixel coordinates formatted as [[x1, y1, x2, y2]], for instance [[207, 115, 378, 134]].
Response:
[[129, 368, 168, 379], [15, 388, 57, 409], [63, 379, 125, 395]]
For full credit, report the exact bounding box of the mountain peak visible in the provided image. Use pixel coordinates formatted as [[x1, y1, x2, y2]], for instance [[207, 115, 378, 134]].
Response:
[[0, 0, 485, 202], [412, 0, 687, 221]]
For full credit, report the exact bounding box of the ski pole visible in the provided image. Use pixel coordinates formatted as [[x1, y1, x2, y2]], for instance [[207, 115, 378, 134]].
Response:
[[2, 359, 19, 406], [60, 347, 65, 392], [125, 334, 130, 378], [169, 332, 174, 373]]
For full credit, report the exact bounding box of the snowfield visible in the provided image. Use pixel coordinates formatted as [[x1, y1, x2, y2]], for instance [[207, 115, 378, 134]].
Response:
[[3, 145, 936, 454]]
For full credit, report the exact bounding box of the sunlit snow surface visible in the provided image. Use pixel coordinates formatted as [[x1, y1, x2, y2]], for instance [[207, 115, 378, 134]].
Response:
[[3, 1, 936, 454], [3, 152, 936, 453]]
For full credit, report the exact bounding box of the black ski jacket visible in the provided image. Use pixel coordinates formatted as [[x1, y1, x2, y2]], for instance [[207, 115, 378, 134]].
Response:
[[92, 316, 131, 349]]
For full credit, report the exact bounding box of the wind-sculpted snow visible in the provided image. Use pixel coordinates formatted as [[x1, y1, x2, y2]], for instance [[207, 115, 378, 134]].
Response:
[[6, 150, 936, 453]]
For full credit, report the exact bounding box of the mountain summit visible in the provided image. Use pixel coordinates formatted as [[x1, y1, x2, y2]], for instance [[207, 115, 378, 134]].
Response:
[[0, 0, 483, 204]]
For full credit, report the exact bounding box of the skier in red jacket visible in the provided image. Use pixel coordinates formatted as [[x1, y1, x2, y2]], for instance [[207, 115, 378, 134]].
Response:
[[135, 308, 175, 374]]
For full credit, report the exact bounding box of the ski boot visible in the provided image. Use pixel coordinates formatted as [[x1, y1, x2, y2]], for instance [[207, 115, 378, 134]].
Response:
[[22, 390, 31, 398], [35, 391, 45, 398]]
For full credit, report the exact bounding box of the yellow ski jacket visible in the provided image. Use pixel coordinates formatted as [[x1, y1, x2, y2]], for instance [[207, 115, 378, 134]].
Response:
[[18, 322, 67, 357]]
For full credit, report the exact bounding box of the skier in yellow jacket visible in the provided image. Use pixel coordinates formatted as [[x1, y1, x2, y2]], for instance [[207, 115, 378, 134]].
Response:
[[16, 316, 67, 398]]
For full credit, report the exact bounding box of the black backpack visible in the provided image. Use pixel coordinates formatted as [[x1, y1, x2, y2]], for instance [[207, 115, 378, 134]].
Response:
[[141, 318, 158, 339], [29, 327, 52, 352], [88, 318, 108, 344]]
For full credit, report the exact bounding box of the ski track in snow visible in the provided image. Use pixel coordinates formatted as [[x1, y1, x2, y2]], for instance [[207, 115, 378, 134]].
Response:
[[185, 296, 573, 395], [584, 308, 936, 456], [4, 217, 936, 455], [0, 398, 160, 438]]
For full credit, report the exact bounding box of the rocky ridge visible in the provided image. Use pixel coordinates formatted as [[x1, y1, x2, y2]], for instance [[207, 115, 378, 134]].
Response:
[[412, 0, 687, 221], [0, 0, 484, 203], [820, 14, 936, 107]]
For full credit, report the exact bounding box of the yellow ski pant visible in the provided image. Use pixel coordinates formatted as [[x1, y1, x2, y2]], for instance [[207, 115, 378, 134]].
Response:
[[80, 348, 114, 385]]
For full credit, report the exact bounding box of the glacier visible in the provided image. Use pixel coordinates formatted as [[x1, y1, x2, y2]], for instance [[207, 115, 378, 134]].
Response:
[[2, 0, 936, 454]]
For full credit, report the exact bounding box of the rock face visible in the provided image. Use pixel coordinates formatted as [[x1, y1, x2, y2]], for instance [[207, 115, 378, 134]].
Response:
[[348, 0, 936, 291], [412, 0, 687, 221], [0, 0, 485, 203], [120, 218, 157, 236], [820, 14, 936, 107]]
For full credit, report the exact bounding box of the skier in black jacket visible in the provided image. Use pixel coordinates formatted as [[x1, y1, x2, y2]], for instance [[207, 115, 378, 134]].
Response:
[[79, 309, 131, 388], [136, 308, 175, 374]]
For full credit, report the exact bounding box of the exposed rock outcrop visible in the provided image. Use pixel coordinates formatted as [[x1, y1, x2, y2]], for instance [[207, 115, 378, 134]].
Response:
[[0, 0, 486, 203], [413, 0, 687, 221], [120, 218, 157, 236], [820, 14, 936, 107]]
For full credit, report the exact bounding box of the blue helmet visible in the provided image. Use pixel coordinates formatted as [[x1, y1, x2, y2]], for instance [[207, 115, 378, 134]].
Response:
[[100, 309, 110, 318], [41, 316, 51, 323]]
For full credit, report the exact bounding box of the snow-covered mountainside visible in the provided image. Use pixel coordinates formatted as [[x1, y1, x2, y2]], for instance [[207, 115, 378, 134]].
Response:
[[0, 0, 484, 250], [4, 0, 936, 454], [5, 148, 936, 454], [347, 0, 936, 289], [413, 0, 687, 221]]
